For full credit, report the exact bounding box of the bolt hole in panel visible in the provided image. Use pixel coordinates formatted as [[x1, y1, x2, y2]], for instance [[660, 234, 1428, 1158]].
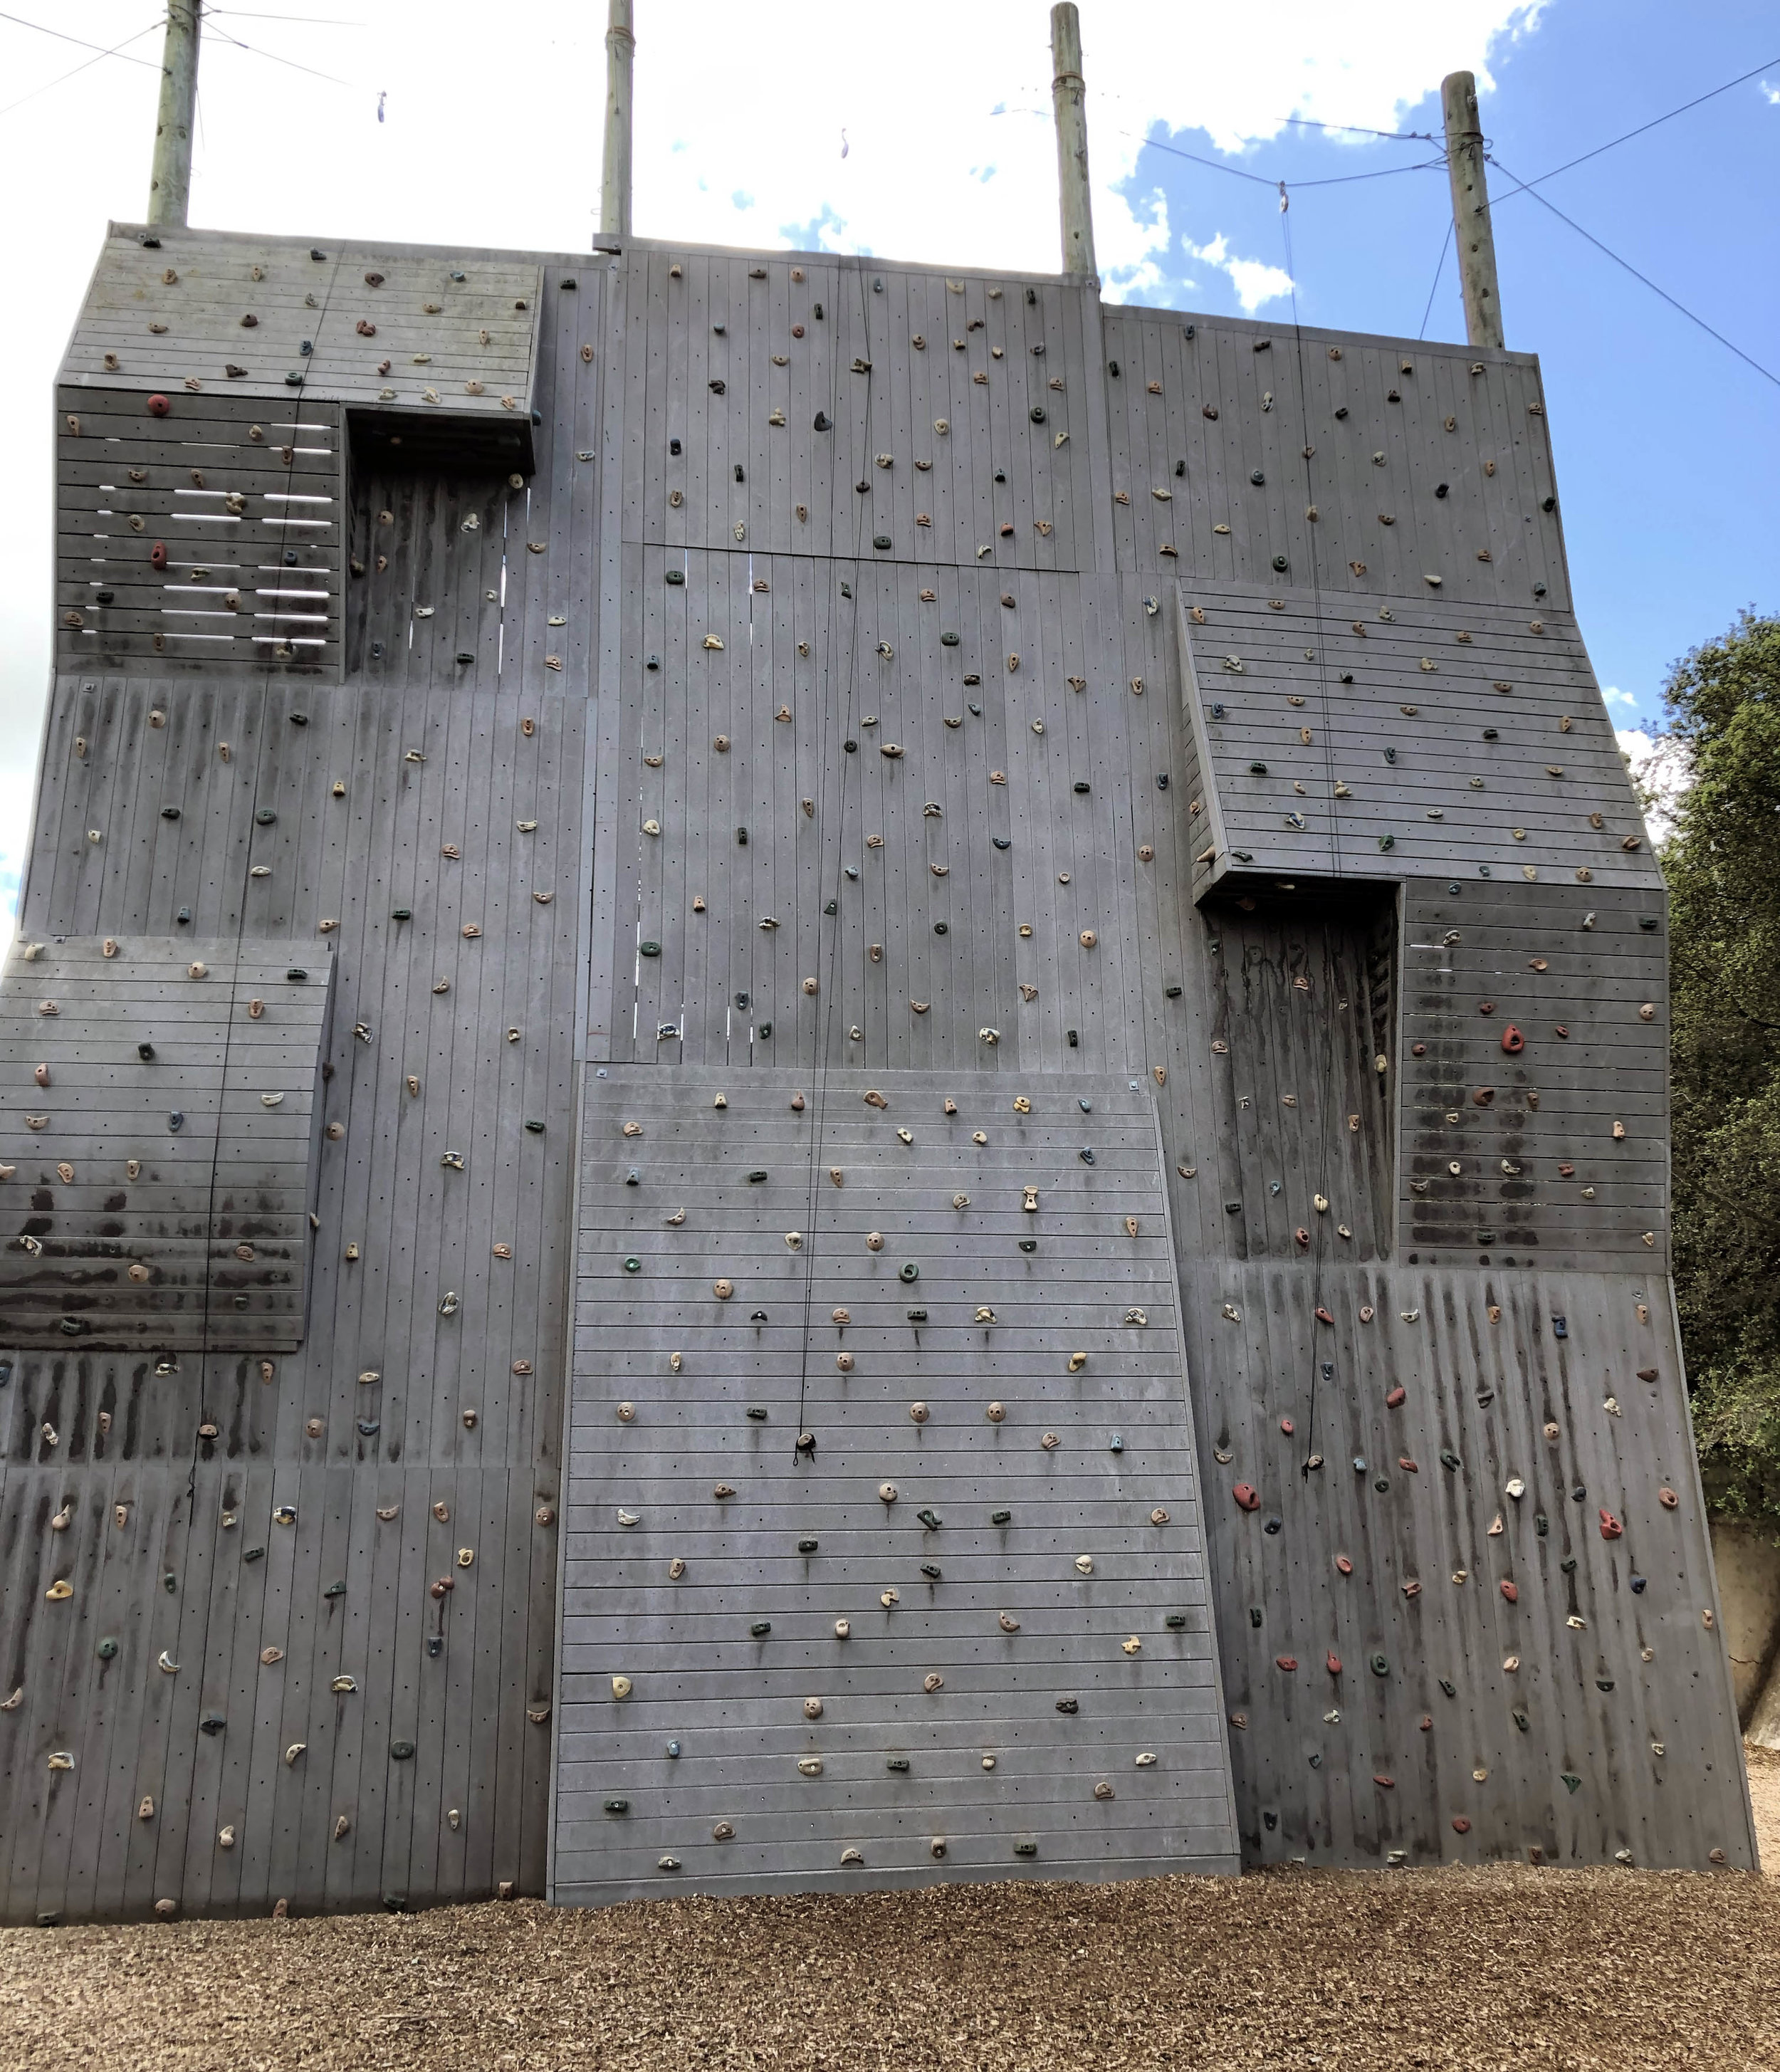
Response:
[[553, 1067, 1239, 1903]]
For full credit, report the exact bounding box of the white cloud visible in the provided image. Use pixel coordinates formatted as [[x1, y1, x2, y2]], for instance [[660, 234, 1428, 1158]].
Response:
[[1183, 232, 1295, 314], [1763, 79, 1780, 105], [1601, 685, 1638, 708], [1618, 728, 1690, 844]]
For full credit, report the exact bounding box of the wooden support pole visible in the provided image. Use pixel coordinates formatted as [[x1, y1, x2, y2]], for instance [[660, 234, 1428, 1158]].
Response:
[[1050, 2, 1096, 280], [1442, 70, 1504, 350], [600, 0, 635, 244], [147, 0, 202, 229]]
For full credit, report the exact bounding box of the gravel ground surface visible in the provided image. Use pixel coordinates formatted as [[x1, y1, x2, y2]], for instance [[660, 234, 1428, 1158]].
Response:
[[5, 1764, 1779, 2071]]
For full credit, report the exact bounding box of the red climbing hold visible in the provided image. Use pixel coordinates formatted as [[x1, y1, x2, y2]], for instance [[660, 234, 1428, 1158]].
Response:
[[1501, 1023, 1525, 1054], [1598, 1508, 1624, 1539], [1315, 1307, 1336, 1326], [1452, 1817, 1472, 1834], [1420, 1714, 1433, 1732], [150, 540, 169, 570], [1294, 1227, 1310, 1250], [1325, 1651, 1341, 1676], [1335, 1555, 1354, 1575], [1373, 1774, 1396, 1789], [1233, 1483, 1260, 1512], [1658, 1487, 1679, 1509], [1500, 1579, 1519, 1603], [1398, 1456, 1419, 1472], [146, 394, 171, 417], [1386, 1386, 1406, 1408], [1279, 1417, 1294, 1436], [1274, 1655, 1299, 1672]]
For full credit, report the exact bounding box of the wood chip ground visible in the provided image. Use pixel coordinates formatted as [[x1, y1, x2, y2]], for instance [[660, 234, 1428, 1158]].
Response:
[[5, 1753, 1780, 2072]]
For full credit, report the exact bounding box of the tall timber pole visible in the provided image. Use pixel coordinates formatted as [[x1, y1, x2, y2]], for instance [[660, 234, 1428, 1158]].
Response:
[[600, 0, 635, 242], [1051, 2, 1096, 279], [1442, 69, 1504, 349], [147, 0, 202, 228]]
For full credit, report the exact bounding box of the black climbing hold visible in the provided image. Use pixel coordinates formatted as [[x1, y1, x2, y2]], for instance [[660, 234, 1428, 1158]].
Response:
[[746, 1406, 768, 1420], [917, 1508, 942, 1530], [873, 535, 892, 550], [1176, 459, 1186, 476], [920, 1563, 941, 1580], [797, 1538, 818, 1554], [1264, 1516, 1282, 1535], [1157, 774, 1169, 790], [1017, 1240, 1036, 1252], [758, 1022, 772, 1037], [1264, 1812, 1278, 1830], [750, 1621, 771, 1637], [138, 1042, 155, 1061], [735, 992, 749, 1011], [1055, 1698, 1079, 1714], [669, 438, 682, 455], [639, 941, 661, 956], [1249, 762, 1267, 775], [324, 1581, 346, 1599], [1435, 483, 1449, 498], [1030, 406, 1046, 423], [1512, 1710, 1530, 1733], [1165, 985, 1183, 998], [1166, 1613, 1188, 1630], [160, 806, 180, 821], [1066, 1030, 1078, 1047], [1224, 1200, 1241, 1215], [941, 631, 960, 645], [1079, 1149, 1096, 1166], [750, 1311, 768, 1322], [391, 1740, 416, 1760], [357, 1420, 379, 1437], [1272, 555, 1288, 572], [736, 826, 748, 845], [665, 569, 684, 585], [1536, 1514, 1549, 1536], [392, 907, 412, 921], [1553, 1315, 1568, 1338], [200, 1714, 226, 1736], [993, 836, 1010, 849], [1374, 1477, 1391, 1493], [1596, 1678, 1615, 1692], [624, 1168, 640, 1186], [168, 1111, 184, 1131], [906, 1308, 928, 1322], [1572, 1485, 1586, 1502], [1250, 1607, 1263, 1628], [244, 1547, 264, 1562], [525, 1119, 545, 1133], [1072, 782, 1090, 795], [813, 411, 831, 431], [1440, 1450, 1462, 1471], [991, 1510, 1012, 1526], [1383, 747, 1397, 764], [286, 968, 308, 982], [886, 1757, 910, 1773], [289, 712, 308, 726], [824, 901, 837, 914], [934, 921, 948, 934], [1630, 1574, 1646, 1594], [747, 1170, 768, 1183], [1482, 727, 1498, 740], [844, 739, 858, 753]]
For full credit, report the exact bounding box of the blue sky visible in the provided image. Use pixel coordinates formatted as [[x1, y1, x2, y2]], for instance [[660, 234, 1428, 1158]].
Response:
[[0, 0, 1773, 919]]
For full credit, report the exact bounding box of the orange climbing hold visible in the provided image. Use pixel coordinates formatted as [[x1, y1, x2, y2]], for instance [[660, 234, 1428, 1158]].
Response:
[[1325, 1651, 1342, 1675], [1501, 1023, 1525, 1054], [1500, 1580, 1519, 1603], [1599, 1509, 1624, 1539], [1274, 1655, 1299, 1673], [1233, 1484, 1260, 1512]]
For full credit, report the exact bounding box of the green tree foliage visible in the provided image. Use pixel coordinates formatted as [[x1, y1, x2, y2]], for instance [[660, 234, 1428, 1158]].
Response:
[[1664, 612, 1780, 1528]]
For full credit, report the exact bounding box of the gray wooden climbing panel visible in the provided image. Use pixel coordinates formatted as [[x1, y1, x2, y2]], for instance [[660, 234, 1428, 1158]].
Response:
[[0, 214, 1754, 1924], [556, 1066, 1237, 1900]]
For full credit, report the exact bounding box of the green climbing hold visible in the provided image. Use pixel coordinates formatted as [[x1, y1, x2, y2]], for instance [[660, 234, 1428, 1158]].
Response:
[[639, 941, 661, 957], [750, 1621, 771, 1636], [604, 1797, 629, 1813], [96, 1638, 117, 1660], [1013, 1841, 1038, 1858], [1440, 1450, 1462, 1471], [623, 1257, 642, 1273], [1512, 1709, 1529, 1733], [899, 1262, 919, 1282], [917, 1509, 942, 1530], [920, 1562, 941, 1580], [1561, 1772, 1582, 1794], [1439, 1678, 1456, 1697], [1165, 1613, 1187, 1630], [1369, 1653, 1389, 1677], [990, 1510, 1012, 1525], [886, 1757, 910, 1772]]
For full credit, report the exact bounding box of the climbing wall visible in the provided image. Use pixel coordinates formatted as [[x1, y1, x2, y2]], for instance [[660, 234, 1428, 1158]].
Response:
[[0, 936, 334, 1349], [0, 216, 1754, 1921], [555, 1065, 1237, 1900]]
